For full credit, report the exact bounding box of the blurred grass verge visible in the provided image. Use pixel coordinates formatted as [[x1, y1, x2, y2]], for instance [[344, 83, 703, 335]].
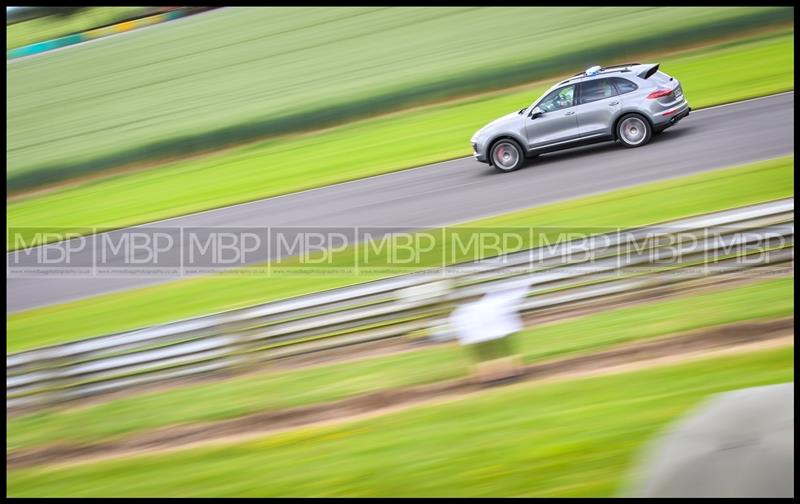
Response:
[[6, 7, 152, 50], [7, 29, 794, 246], [7, 155, 793, 351], [6, 275, 793, 452], [6, 346, 793, 497], [7, 7, 792, 192]]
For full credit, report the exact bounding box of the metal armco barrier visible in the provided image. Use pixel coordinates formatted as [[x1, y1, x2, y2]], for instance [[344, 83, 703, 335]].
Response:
[[6, 199, 794, 410]]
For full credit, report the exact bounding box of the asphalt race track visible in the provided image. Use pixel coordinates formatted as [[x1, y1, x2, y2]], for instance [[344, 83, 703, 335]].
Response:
[[7, 92, 794, 313]]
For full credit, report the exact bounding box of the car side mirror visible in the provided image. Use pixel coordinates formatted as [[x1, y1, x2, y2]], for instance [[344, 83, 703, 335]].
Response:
[[529, 107, 544, 119]]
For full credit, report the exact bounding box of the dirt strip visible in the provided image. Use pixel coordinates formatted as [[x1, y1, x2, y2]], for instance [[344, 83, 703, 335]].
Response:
[[7, 317, 793, 470]]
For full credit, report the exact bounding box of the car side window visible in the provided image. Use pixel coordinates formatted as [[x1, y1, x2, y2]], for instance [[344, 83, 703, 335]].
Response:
[[578, 79, 618, 104], [538, 85, 575, 113], [611, 77, 638, 94]]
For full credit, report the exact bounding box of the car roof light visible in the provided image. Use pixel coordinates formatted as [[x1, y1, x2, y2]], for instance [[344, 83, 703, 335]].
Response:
[[584, 65, 602, 76]]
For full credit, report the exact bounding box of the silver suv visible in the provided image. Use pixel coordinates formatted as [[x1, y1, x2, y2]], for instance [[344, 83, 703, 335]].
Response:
[[471, 63, 690, 172]]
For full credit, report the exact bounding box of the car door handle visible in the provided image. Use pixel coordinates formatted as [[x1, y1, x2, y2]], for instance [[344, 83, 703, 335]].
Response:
[[609, 101, 620, 106], [564, 111, 575, 116]]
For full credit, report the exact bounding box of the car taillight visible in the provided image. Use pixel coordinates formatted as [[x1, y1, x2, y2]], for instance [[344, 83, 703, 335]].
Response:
[[647, 88, 673, 99]]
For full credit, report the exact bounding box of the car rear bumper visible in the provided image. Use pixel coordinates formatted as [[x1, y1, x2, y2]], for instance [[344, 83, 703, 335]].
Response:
[[669, 106, 691, 123], [653, 100, 690, 130]]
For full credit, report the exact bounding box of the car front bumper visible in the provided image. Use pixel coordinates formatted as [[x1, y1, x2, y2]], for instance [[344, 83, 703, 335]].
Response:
[[472, 141, 489, 163]]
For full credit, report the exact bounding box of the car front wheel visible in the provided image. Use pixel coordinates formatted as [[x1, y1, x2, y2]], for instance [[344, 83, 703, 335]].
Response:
[[617, 114, 652, 148], [490, 140, 525, 173]]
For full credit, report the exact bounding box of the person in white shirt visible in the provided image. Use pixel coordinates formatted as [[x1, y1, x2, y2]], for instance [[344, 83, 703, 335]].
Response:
[[449, 282, 529, 384]]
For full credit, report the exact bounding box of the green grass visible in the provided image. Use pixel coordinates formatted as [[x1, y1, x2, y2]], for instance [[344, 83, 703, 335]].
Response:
[[7, 29, 794, 240], [6, 155, 794, 352], [7, 275, 793, 452], [7, 346, 794, 497], [6, 7, 792, 192], [6, 7, 152, 50]]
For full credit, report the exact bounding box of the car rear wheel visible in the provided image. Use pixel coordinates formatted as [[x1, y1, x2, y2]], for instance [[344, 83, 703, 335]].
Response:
[[490, 140, 525, 173], [617, 114, 652, 148]]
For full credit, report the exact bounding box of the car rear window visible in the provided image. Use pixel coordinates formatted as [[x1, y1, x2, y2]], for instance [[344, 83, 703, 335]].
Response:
[[611, 77, 638, 94]]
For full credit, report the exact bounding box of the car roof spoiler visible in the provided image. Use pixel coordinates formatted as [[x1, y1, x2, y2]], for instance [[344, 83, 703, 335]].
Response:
[[638, 63, 660, 80]]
